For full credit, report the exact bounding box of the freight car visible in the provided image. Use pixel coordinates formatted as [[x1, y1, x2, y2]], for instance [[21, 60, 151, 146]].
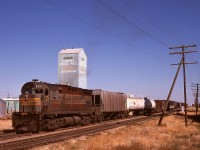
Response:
[[93, 90, 127, 120], [126, 95, 155, 115], [154, 100, 182, 112], [12, 80, 128, 133]]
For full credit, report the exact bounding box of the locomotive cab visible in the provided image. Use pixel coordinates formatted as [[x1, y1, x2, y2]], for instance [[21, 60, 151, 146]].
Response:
[[12, 80, 46, 133], [19, 80, 48, 113]]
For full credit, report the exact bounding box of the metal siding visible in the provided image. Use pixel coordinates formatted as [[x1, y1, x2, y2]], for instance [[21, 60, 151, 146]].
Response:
[[47, 93, 92, 115], [155, 100, 167, 110], [58, 53, 79, 87], [95, 90, 126, 112], [0, 99, 6, 117], [169, 101, 176, 109], [155, 100, 162, 110], [177, 102, 181, 108]]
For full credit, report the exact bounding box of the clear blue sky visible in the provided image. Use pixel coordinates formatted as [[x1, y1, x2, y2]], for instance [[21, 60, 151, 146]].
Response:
[[0, 0, 199, 105]]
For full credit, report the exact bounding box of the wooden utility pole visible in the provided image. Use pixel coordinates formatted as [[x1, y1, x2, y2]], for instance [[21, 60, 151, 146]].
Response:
[[169, 45, 197, 127], [158, 58, 183, 125], [158, 45, 197, 127], [191, 83, 200, 116]]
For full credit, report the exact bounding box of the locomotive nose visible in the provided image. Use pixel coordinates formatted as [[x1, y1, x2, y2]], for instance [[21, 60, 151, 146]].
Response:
[[19, 95, 41, 112]]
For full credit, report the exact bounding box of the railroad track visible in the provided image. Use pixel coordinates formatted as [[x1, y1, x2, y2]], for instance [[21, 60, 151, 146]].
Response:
[[0, 115, 159, 150], [0, 132, 18, 141]]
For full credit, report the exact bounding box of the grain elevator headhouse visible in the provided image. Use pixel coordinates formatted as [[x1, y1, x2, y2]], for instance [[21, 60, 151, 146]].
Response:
[[58, 48, 87, 89]]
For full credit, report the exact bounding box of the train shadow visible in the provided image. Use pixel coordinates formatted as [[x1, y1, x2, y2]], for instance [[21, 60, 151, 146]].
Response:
[[187, 115, 200, 123], [175, 112, 200, 123], [1, 129, 15, 133]]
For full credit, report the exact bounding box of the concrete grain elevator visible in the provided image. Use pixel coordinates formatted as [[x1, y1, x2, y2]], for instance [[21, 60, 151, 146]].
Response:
[[58, 48, 87, 89]]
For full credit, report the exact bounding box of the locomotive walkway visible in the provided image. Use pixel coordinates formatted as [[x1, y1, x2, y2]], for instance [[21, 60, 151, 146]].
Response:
[[0, 115, 159, 150]]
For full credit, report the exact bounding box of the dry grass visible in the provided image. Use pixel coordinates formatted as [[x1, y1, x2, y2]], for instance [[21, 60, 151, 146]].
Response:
[[31, 111, 200, 150]]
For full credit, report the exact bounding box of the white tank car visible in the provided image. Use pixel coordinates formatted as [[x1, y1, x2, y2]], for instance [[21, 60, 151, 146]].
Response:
[[126, 95, 145, 115], [150, 100, 156, 109], [144, 97, 156, 115]]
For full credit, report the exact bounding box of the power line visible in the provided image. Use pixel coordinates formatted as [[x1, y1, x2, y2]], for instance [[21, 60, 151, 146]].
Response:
[[96, 0, 170, 47], [122, 1, 181, 46], [121, 0, 200, 71], [132, 0, 196, 44], [186, 54, 200, 82], [44, 0, 199, 98], [44, 0, 170, 63]]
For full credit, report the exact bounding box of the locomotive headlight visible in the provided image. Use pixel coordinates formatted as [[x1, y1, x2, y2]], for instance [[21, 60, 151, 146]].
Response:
[[25, 95, 28, 101]]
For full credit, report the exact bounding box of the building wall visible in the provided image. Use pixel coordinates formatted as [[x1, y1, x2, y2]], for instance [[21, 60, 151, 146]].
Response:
[[6, 100, 19, 113], [58, 53, 79, 87], [2, 98, 19, 113], [78, 50, 87, 88], [58, 48, 87, 89], [0, 99, 6, 117]]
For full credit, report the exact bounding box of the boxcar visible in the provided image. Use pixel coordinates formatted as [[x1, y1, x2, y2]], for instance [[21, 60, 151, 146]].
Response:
[[92, 90, 127, 119]]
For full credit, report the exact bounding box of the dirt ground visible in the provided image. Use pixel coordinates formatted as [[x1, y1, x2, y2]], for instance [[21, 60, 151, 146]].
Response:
[[0, 119, 12, 130], [1, 109, 200, 150], [32, 111, 200, 150]]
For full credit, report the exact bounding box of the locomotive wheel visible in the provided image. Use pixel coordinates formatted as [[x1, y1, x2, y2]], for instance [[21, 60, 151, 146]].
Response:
[[90, 115, 96, 123], [97, 115, 103, 123], [134, 111, 140, 116], [16, 125, 28, 134], [81, 116, 90, 125], [16, 126, 22, 134], [30, 120, 38, 133]]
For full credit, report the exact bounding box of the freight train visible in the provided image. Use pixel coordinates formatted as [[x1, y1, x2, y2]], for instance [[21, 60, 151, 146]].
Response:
[[12, 80, 180, 133], [154, 99, 184, 112]]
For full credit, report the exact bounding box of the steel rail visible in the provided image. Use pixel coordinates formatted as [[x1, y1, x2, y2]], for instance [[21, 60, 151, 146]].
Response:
[[0, 115, 159, 150]]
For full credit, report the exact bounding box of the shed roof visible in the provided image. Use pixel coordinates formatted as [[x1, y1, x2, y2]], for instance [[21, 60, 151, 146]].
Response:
[[0, 98, 4, 102], [58, 48, 84, 54], [2, 98, 19, 101]]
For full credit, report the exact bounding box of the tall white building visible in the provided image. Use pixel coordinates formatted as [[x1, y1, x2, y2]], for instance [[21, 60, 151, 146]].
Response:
[[58, 48, 87, 89]]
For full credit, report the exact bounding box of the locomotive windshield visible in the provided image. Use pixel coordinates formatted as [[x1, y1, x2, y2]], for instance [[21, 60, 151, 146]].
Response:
[[22, 82, 44, 94], [32, 89, 43, 94]]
